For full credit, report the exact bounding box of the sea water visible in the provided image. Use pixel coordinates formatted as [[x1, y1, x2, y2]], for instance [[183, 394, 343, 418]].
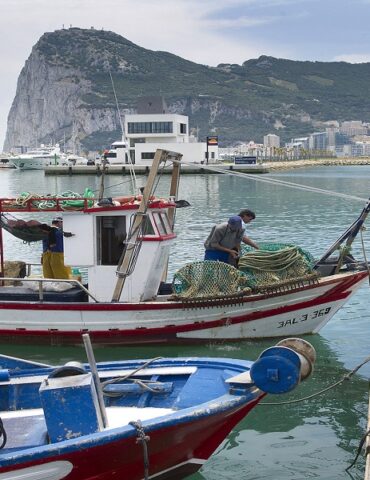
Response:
[[0, 165, 369, 479]]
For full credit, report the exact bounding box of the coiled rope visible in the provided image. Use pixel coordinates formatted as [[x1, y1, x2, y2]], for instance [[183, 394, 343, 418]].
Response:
[[101, 357, 163, 396], [12, 191, 83, 210], [239, 246, 305, 272]]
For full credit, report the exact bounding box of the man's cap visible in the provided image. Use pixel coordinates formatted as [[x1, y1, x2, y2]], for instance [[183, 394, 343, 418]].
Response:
[[228, 215, 242, 227], [52, 216, 63, 222]]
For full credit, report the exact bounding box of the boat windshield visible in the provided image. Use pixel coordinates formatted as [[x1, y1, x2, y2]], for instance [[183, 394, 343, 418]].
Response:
[[152, 212, 172, 235]]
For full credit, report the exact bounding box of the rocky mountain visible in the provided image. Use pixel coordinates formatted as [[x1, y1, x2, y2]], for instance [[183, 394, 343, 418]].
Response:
[[4, 27, 370, 153]]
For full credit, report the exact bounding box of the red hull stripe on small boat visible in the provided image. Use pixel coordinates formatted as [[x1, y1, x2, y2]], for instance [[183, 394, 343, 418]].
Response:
[[0, 397, 261, 480]]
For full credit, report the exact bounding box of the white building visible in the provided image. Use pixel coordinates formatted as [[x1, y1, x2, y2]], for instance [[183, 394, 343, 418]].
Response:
[[121, 97, 218, 164], [263, 134, 280, 148], [340, 121, 367, 137]]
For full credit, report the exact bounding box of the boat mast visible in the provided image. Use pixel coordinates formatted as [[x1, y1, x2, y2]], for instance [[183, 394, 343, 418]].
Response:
[[161, 158, 181, 282], [314, 197, 370, 272], [111, 149, 182, 302], [109, 70, 137, 192]]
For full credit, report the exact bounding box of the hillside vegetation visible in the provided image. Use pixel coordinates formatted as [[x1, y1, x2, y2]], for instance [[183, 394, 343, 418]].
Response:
[[6, 28, 370, 150]]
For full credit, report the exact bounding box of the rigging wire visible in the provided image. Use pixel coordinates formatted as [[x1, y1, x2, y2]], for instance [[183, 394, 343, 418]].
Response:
[[173, 161, 368, 203], [109, 69, 137, 194]]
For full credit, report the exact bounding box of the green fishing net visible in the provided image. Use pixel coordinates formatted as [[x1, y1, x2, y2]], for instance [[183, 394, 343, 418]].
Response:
[[172, 243, 316, 299], [172, 260, 252, 298]]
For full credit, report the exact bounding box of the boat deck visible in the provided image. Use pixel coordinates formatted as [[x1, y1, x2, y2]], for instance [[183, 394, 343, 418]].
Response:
[[1, 406, 175, 450], [0, 286, 89, 302]]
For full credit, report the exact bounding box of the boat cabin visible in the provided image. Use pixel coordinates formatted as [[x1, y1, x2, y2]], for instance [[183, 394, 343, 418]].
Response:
[[63, 201, 176, 302], [0, 149, 181, 305]]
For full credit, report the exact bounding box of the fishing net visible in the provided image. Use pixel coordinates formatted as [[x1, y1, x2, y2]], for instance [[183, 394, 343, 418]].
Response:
[[172, 243, 317, 299], [238, 242, 316, 289], [2, 189, 95, 211], [172, 260, 252, 298], [0, 214, 49, 242]]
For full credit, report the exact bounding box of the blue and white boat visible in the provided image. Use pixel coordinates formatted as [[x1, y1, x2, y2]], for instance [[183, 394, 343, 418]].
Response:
[[0, 335, 315, 480]]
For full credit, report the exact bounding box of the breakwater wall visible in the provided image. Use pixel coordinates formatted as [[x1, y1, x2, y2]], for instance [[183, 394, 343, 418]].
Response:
[[264, 157, 370, 171]]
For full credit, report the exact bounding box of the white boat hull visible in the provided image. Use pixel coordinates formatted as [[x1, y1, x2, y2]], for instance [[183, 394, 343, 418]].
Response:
[[12, 157, 66, 170], [0, 270, 366, 345]]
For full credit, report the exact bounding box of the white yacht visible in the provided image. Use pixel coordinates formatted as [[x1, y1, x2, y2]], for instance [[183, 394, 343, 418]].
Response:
[[11, 144, 67, 170], [98, 139, 129, 165]]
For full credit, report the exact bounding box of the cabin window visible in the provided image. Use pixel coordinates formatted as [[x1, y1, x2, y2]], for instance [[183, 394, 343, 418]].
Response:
[[96, 216, 127, 265], [180, 123, 187, 134], [141, 152, 155, 160], [152, 212, 172, 235], [127, 122, 173, 134], [139, 215, 156, 235], [124, 214, 155, 236]]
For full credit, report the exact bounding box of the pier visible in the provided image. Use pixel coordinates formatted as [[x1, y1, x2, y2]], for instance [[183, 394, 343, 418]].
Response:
[[44, 163, 269, 175]]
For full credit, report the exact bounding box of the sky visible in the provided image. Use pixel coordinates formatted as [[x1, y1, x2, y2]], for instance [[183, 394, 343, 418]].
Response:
[[1, 0, 370, 152]]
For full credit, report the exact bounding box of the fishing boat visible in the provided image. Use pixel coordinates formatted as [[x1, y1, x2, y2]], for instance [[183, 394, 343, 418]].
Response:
[[10, 144, 67, 170], [0, 334, 315, 480], [0, 149, 368, 346]]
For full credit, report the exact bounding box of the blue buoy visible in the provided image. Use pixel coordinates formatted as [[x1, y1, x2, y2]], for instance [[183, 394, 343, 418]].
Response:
[[250, 346, 301, 394]]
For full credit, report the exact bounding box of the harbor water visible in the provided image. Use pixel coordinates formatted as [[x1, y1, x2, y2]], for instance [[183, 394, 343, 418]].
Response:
[[0, 165, 369, 479]]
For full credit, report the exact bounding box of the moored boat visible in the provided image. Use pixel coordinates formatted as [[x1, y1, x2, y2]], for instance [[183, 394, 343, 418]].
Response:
[[0, 334, 315, 480], [10, 144, 67, 170], [0, 149, 368, 346]]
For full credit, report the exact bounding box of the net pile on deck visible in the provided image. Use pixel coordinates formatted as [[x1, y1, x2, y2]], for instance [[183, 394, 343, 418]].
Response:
[[172, 260, 252, 299], [1, 189, 94, 211], [172, 243, 317, 299], [239, 242, 317, 291]]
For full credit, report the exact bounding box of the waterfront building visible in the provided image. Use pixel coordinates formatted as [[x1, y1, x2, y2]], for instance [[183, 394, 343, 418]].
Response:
[[340, 121, 368, 137], [326, 127, 339, 148], [263, 134, 280, 158], [263, 134, 280, 148], [308, 132, 327, 151], [123, 97, 218, 164]]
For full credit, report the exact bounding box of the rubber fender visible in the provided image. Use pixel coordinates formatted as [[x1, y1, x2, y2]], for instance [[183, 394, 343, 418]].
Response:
[[250, 346, 301, 394]]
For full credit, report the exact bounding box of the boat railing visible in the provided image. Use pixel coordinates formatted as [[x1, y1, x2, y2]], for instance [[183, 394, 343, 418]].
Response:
[[0, 276, 99, 303], [0, 196, 95, 213]]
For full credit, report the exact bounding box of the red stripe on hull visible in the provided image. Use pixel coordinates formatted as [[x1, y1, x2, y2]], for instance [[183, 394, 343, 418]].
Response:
[[0, 271, 366, 345], [0, 271, 366, 312]]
